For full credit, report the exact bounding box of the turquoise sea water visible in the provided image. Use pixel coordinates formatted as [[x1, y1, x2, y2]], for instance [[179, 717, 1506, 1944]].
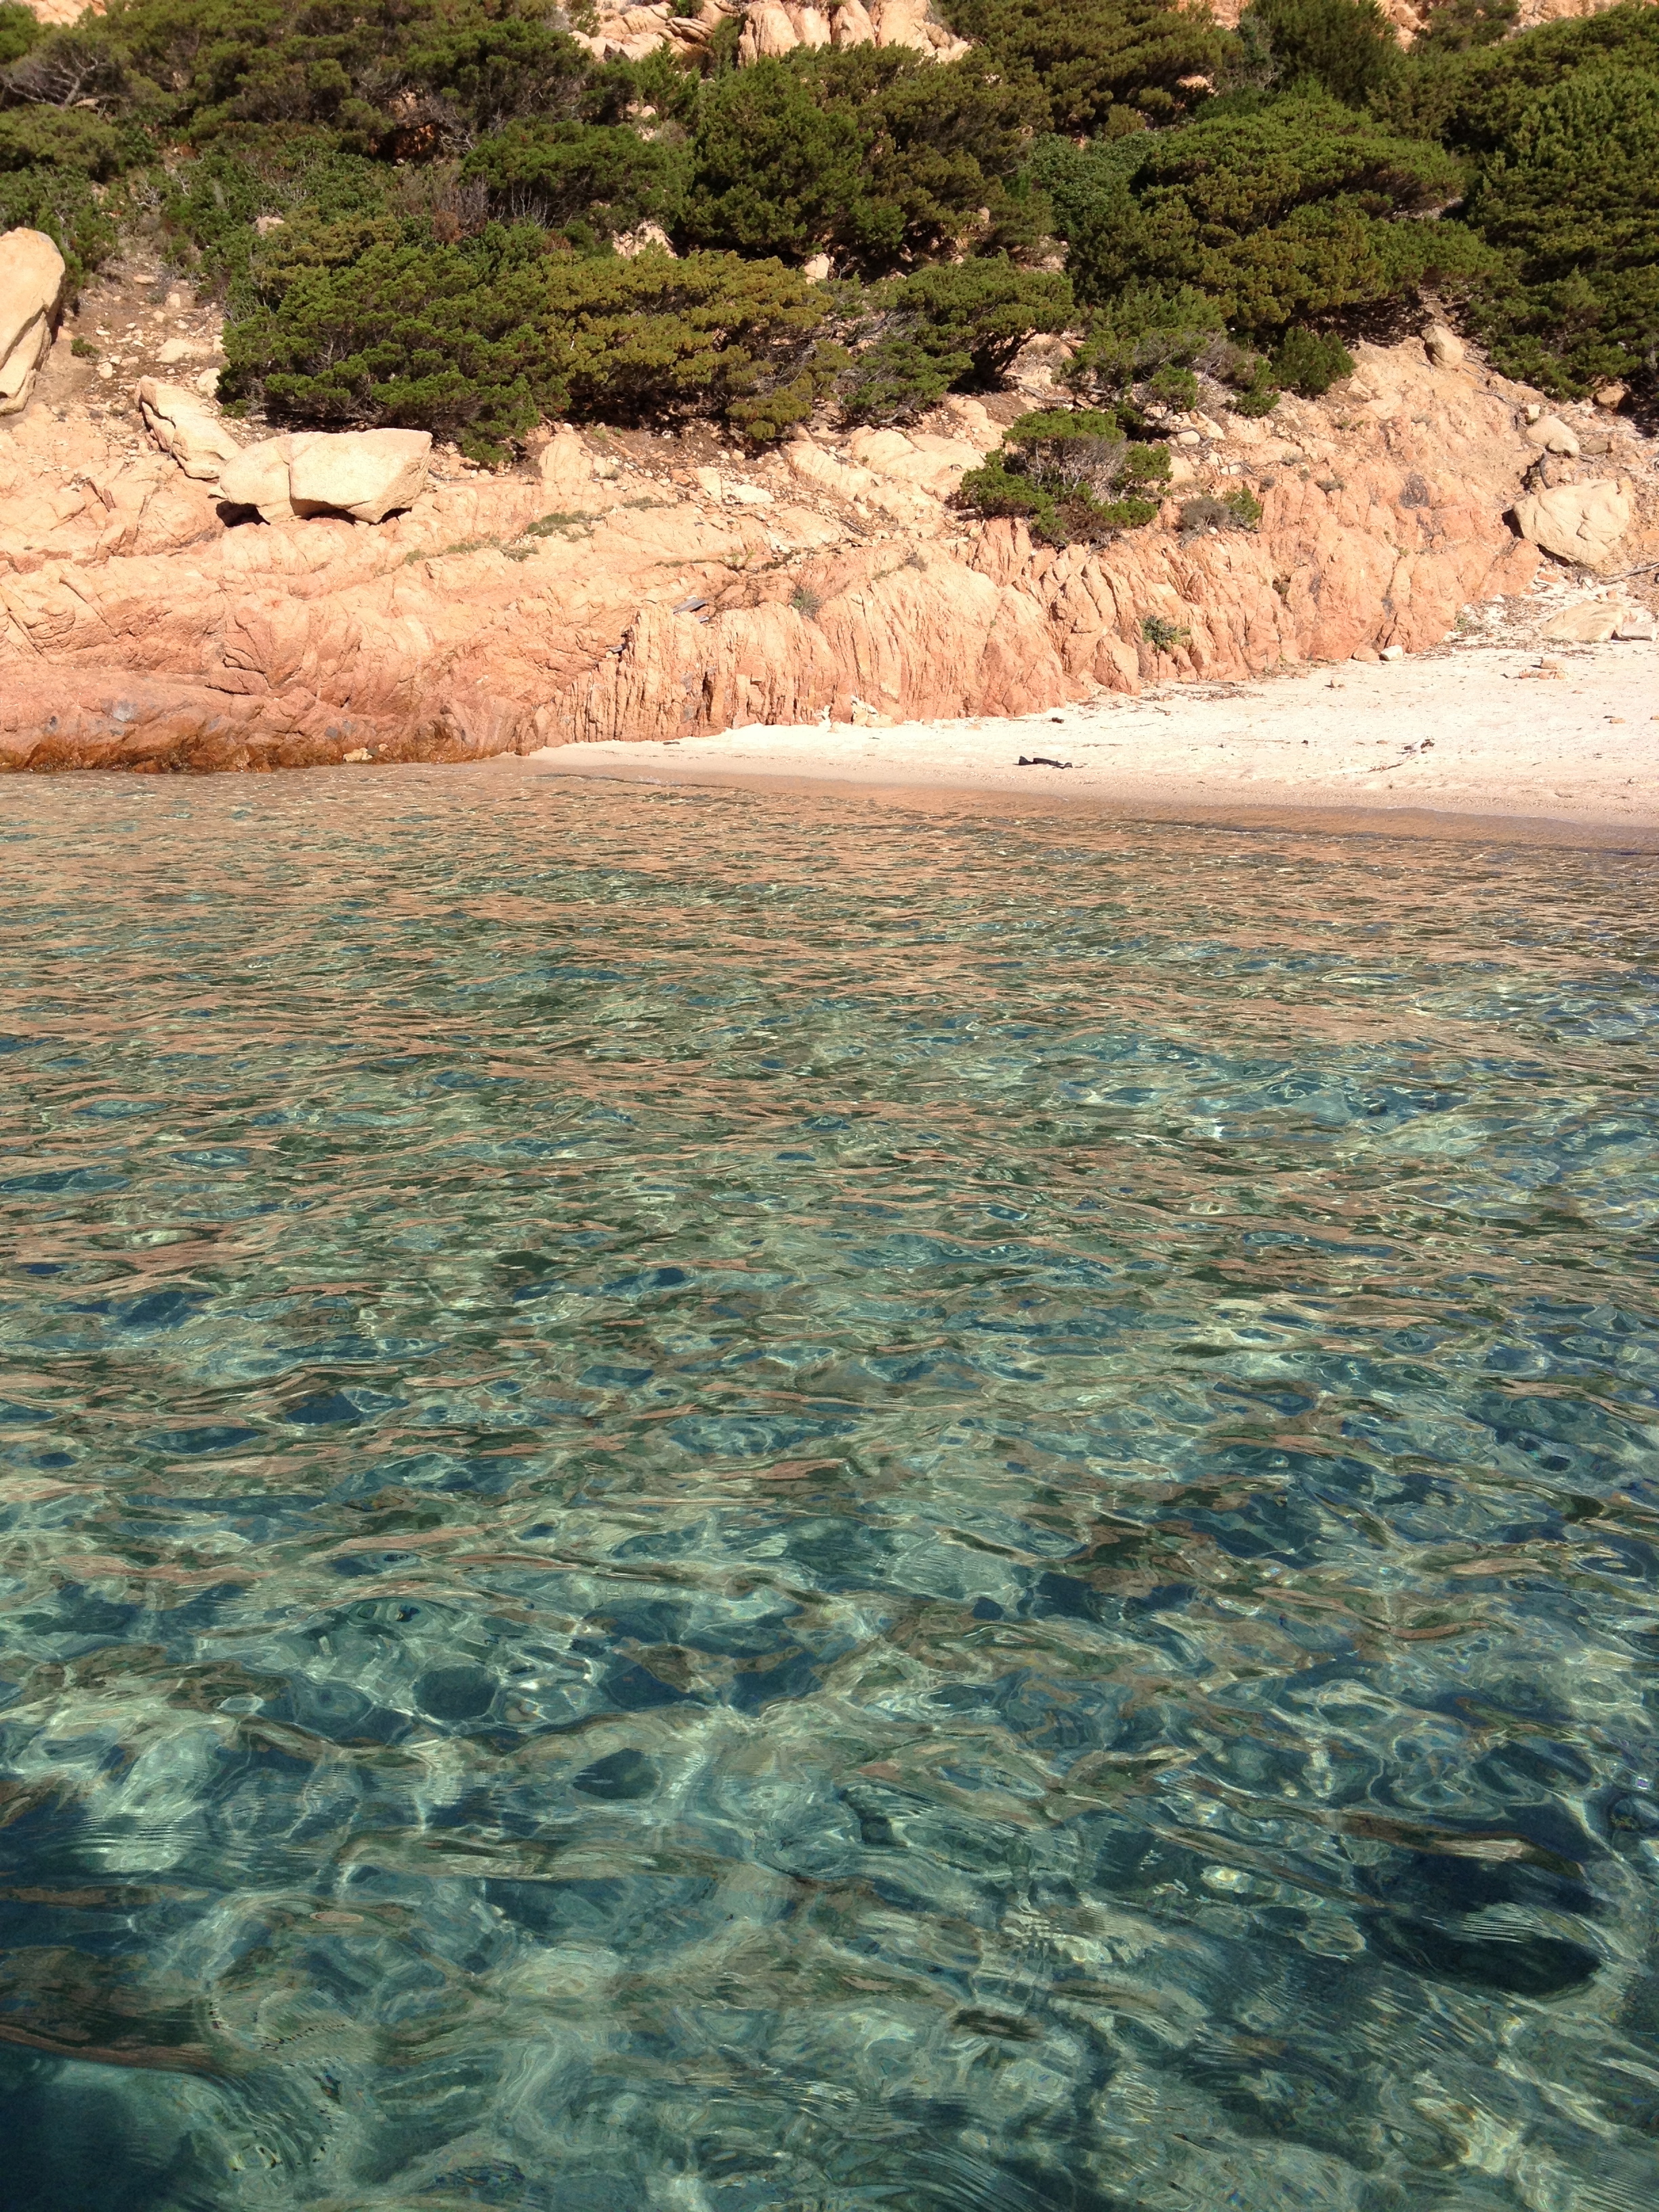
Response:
[[1, 769, 1657, 2212]]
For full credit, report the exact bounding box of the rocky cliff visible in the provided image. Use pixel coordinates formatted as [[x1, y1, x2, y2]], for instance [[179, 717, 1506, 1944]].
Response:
[[2, 291, 1655, 774]]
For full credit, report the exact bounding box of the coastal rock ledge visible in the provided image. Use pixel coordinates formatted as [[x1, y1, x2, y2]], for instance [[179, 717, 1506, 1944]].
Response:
[[1, 335, 1654, 773]]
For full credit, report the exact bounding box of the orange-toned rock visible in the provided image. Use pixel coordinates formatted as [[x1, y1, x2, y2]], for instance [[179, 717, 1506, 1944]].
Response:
[[2, 337, 1654, 775], [581, 0, 962, 63]]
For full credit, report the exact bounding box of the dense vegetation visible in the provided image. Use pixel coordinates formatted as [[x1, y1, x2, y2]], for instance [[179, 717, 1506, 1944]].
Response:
[[0, 0, 1652, 478]]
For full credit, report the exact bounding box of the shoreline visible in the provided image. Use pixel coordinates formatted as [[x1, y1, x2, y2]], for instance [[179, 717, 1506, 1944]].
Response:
[[527, 637, 1659, 848]]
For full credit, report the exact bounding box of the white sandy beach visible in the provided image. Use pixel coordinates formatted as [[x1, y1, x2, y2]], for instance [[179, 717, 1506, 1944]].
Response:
[[532, 626, 1658, 844]]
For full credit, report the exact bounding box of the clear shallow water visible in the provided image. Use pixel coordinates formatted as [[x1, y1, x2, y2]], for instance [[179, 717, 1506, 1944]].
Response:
[[1, 769, 1657, 2212]]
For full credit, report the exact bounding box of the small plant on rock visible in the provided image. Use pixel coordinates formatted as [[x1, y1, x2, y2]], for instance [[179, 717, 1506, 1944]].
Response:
[[1141, 613, 1191, 651], [1179, 486, 1265, 535], [958, 408, 1170, 547]]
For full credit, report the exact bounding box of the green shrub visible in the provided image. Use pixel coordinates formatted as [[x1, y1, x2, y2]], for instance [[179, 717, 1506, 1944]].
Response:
[[163, 138, 405, 316], [674, 49, 1042, 272], [222, 220, 840, 453], [1380, 2, 1659, 154], [1063, 281, 1223, 402], [72, 0, 594, 151], [1239, 0, 1402, 108], [0, 107, 133, 182], [824, 46, 1050, 262], [222, 218, 562, 454], [1459, 62, 1659, 398], [942, 0, 1227, 133], [958, 406, 1168, 544], [396, 15, 594, 138], [839, 258, 1073, 424], [1141, 611, 1189, 649], [1233, 373, 1283, 415], [0, 26, 127, 115], [542, 249, 843, 438], [1035, 96, 1476, 340], [0, 0, 39, 68], [0, 164, 118, 282], [680, 58, 870, 258], [882, 258, 1075, 383], [1145, 361, 1197, 407], [839, 333, 968, 426], [1416, 0, 1517, 56], [1269, 325, 1353, 394], [462, 121, 685, 239]]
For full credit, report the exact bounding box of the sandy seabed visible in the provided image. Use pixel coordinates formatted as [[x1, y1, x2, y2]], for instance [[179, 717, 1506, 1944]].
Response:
[[530, 635, 1658, 848]]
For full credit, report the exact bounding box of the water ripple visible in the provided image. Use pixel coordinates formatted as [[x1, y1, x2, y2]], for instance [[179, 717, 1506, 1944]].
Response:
[[0, 771, 1656, 2211]]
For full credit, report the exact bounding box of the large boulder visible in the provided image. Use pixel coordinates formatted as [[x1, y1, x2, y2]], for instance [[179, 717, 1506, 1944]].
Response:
[[218, 434, 299, 520], [1512, 480, 1632, 569], [219, 428, 431, 523], [138, 379, 243, 480], [0, 229, 67, 419], [289, 429, 430, 521]]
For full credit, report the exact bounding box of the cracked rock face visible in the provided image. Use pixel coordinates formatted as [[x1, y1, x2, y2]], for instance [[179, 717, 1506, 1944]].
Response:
[[1, 335, 1654, 774]]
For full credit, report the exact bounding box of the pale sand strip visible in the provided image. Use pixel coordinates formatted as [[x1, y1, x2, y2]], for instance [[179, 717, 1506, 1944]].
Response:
[[529, 638, 1658, 847]]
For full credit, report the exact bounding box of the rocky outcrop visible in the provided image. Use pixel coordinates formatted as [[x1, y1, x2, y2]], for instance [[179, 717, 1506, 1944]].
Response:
[[218, 428, 430, 523], [0, 231, 66, 419], [1, 335, 1654, 774], [568, 0, 968, 64]]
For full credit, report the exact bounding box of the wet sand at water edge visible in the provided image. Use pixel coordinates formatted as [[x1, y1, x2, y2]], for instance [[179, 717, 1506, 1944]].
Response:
[[530, 635, 1658, 848]]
